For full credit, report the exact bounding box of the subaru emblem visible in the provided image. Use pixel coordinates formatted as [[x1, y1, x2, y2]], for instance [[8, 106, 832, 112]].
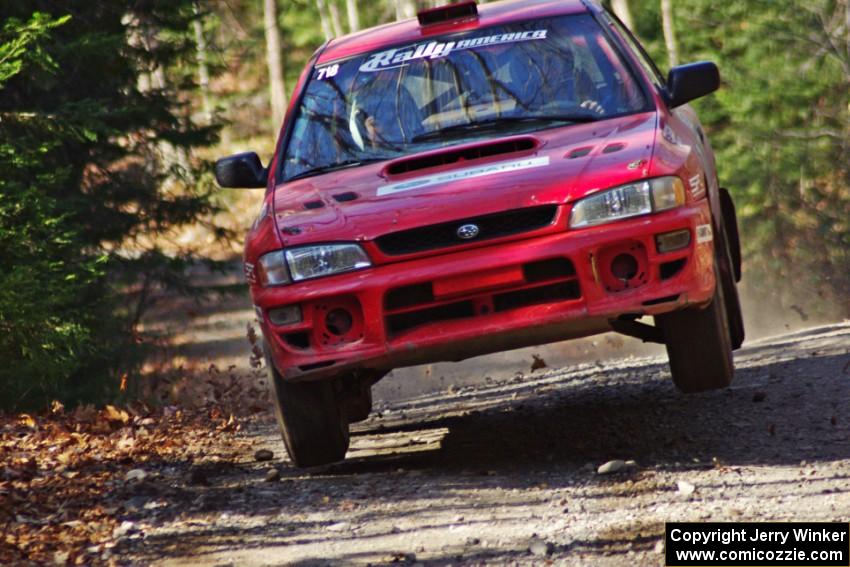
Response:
[[456, 224, 480, 240]]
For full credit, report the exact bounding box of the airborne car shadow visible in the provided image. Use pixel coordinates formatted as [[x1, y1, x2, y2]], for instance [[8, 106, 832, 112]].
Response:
[[322, 326, 850, 480]]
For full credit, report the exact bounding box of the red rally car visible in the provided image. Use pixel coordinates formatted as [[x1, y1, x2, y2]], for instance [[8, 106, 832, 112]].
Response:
[[216, 0, 745, 467]]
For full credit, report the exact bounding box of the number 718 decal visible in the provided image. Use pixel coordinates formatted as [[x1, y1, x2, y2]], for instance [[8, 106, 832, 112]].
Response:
[[316, 64, 340, 81]]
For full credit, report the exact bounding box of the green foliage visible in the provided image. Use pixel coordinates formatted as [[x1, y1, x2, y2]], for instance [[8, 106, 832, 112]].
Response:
[[0, 3, 221, 411], [627, 0, 850, 316], [0, 13, 68, 84], [0, 13, 107, 408]]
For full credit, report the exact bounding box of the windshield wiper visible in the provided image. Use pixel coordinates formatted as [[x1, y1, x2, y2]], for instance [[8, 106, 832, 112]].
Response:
[[412, 114, 601, 143], [286, 157, 391, 182]]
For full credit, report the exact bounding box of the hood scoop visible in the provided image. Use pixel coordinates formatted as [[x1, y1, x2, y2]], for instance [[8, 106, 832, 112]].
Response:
[[384, 137, 538, 177]]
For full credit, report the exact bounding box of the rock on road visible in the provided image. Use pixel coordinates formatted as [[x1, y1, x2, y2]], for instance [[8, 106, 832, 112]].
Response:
[[124, 324, 850, 566]]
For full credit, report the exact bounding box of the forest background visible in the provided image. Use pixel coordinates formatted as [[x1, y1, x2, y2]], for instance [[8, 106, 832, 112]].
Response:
[[1, 0, 848, 410]]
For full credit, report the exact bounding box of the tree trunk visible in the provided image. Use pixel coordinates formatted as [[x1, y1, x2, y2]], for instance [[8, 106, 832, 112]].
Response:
[[127, 14, 190, 178], [846, 0, 850, 67], [264, 0, 288, 128], [395, 0, 416, 20], [610, 0, 634, 31], [345, 0, 360, 33], [661, 0, 679, 68], [316, 0, 334, 40], [192, 2, 212, 124], [328, 1, 345, 38]]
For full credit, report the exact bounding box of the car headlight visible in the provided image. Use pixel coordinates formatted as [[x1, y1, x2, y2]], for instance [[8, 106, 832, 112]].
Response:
[[285, 244, 371, 282], [257, 250, 291, 287], [256, 244, 372, 287], [569, 177, 686, 229]]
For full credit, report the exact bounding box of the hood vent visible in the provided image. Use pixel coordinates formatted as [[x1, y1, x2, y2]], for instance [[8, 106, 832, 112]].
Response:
[[567, 146, 593, 159], [303, 200, 325, 210], [386, 137, 537, 177], [602, 143, 626, 154], [332, 192, 359, 203]]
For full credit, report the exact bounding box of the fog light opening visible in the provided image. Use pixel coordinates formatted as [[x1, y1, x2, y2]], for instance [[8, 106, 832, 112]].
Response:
[[655, 229, 691, 253], [326, 308, 353, 336], [268, 305, 302, 326], [611, 253, 639, 281]]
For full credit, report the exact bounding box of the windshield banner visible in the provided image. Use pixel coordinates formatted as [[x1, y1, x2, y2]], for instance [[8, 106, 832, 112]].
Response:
[[358, 30, 548, 73]]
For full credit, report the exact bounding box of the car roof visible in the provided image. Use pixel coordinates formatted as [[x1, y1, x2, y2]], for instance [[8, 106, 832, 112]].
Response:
[[317, 0, 595, 65]]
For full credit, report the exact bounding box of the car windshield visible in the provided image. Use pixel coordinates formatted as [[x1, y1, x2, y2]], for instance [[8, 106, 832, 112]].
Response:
[[282, 14, 649, 181]]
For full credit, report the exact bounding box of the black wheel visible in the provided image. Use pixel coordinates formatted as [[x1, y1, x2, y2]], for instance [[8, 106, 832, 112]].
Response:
[[716, 193, 745, 350], [656, 264, 734, 393], [342, 378, 373, 424], [719, 189, 742, 282], [718, 238, 745, 351], [265, 349, 349, 467]]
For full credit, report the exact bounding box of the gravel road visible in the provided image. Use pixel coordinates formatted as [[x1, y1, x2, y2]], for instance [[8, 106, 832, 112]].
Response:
[[122, 323, 850, 566]]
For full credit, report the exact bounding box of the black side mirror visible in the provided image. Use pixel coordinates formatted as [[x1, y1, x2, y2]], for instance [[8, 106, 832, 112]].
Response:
[[215, 152, 268, 188], [667, 61, 720, 108]]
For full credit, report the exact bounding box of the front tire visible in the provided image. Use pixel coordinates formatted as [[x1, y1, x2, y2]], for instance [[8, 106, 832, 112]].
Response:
[[656, 266, 734, 393], [266, 352, 349, 467]]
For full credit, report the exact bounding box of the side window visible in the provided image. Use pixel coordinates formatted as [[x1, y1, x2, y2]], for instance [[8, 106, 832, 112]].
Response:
[[605, 12, 667, 90]]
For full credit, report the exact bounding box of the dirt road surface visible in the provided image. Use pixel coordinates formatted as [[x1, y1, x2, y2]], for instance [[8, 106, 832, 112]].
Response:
[[121, 323, 850, 566]]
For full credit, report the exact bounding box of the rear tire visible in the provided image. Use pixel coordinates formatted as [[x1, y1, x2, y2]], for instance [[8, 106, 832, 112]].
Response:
[[266, 350, 349, 467], [656, 266, 734, 393]]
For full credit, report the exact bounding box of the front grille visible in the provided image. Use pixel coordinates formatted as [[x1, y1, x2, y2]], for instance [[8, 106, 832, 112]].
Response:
[[385, 283, 434, 311], [386, 300, 476, 336], [375, 205, 558, 256], [383, 258, 581, 337], [522, 258, 576, 283], [493, 281, 581, 312]]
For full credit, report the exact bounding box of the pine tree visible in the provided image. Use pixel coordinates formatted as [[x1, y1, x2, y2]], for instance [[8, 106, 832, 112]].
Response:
[[0, 1, 222, 410]]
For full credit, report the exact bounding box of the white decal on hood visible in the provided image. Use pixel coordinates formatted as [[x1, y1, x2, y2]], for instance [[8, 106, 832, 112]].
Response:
[[377, 156, 550, 197], [358, 30, 548, 73]]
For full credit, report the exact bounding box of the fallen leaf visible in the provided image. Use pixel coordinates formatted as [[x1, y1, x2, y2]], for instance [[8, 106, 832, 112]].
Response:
[[790, 304, 808, 321], [103, 406, 130, 425], [531, 354, 548, 372], [72, 405, 97, 424], [18, 414, 37, 429], [338, 500, 357, 512]]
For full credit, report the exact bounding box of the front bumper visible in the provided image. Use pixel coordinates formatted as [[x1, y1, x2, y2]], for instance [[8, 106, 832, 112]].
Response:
[[254, 202, 716, 382]]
